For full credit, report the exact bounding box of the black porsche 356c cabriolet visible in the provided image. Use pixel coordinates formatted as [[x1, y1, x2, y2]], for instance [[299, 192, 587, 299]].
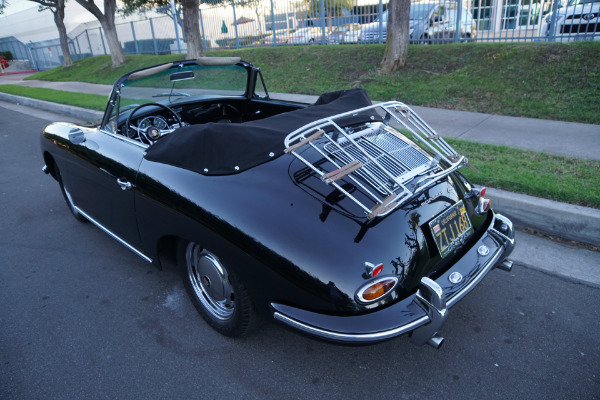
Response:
[[41, 57, 515, 348]]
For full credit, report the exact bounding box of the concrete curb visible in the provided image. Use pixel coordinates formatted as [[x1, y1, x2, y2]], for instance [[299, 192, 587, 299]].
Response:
[[0, 92, 104, 122], [3, 93, 599, 247], [487, 188, 600, 247]]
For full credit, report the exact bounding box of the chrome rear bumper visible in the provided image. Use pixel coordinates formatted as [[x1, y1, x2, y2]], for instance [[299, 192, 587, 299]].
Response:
[[272, 212, 515, 346]]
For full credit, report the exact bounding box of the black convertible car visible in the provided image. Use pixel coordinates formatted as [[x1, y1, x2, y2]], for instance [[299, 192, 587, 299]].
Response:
[[41, 57, 515, 348]]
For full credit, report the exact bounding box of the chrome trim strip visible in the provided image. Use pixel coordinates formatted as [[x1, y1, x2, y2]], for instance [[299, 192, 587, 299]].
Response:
[[73, 205, 153, 263], [273, 311, 430, 343], [99, 128, 149, 149]]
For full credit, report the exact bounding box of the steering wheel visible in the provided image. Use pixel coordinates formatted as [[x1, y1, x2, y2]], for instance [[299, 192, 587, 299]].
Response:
[[125, 102, 183, 143]]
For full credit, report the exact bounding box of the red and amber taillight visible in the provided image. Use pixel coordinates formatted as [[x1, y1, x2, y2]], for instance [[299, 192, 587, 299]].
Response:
[[468, 186, 491, 215]]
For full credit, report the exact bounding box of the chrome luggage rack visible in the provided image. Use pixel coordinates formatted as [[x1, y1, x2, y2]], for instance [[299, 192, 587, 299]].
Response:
[[284, 101, 470, 219]]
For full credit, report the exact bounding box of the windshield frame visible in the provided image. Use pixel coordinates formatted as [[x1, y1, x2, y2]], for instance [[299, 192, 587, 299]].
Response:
[[100, 58, 261, 132]]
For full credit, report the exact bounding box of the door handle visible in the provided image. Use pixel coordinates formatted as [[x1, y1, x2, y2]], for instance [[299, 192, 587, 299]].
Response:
[[117, 178, 134, 191]]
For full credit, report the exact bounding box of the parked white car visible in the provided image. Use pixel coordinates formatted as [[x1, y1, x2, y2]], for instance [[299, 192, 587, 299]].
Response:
[[263, 29, 291, 45], [288, 27, 327, 44], [359, 2, 476, 44], [542, 0, 600, 41]]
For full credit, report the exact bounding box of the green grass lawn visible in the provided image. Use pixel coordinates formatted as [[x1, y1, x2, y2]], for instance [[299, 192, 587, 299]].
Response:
[[448, 138, 600, 208], [0, 85, 108, 111], [26, 41, 600, 124]]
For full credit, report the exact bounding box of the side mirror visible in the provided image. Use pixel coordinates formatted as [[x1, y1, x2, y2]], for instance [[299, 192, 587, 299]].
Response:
[[68, 128, 85, 145]]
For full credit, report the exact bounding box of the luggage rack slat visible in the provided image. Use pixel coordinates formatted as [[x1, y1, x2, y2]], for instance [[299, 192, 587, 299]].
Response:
[[285, 102, 468, 219]]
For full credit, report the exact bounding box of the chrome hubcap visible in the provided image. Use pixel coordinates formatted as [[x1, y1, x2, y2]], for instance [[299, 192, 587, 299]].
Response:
[[186, 244, 235, 320]]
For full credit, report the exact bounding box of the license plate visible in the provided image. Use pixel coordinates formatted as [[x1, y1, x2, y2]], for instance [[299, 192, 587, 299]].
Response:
[[429, 200, 473, 258]]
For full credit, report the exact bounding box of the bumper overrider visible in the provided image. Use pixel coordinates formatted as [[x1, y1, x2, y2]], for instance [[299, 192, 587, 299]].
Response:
[[271, 212, 515, 348]]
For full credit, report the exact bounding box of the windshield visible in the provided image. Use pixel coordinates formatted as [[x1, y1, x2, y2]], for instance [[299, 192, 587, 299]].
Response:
[[333, 24, 353, 33], [104, 61, 248, 132], [411, 3, 436, 20], [568, 0, 599, 5], [374, 4, 435, 22], [121, 63, 247, 102]]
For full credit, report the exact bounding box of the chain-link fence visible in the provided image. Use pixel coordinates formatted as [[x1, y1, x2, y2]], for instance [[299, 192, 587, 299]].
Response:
[[1, 0, 598, 71]]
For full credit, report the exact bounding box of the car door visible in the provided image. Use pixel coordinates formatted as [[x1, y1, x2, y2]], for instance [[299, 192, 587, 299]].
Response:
[[63, 128, 144, 249]]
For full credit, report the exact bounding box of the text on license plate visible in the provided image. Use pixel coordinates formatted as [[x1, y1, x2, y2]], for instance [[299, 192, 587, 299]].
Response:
[[429, 200, 473, 258]]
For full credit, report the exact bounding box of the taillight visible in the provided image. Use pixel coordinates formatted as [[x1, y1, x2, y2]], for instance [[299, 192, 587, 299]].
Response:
[[476, 197, 492, 214], [467, 186, 486, 198], [356, 277, 398, 304]]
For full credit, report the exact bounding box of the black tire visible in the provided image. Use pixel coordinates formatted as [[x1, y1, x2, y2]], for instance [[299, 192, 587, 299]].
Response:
[[178, 240, 257, 337], [55, 164, 86, 222]]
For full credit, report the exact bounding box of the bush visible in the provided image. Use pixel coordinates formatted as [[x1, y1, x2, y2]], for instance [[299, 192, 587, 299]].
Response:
[[215, 34, 268, 48], [0, 51, 13, 61], [123, 39, 177, 55], [0, 56, 9, 69]]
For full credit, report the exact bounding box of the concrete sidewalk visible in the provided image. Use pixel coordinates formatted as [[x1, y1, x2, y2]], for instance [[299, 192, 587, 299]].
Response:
[[3, 72, 599, 160], [1, 72, 599, 246]]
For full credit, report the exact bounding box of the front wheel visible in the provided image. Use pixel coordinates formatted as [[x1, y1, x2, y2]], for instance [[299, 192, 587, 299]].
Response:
[[178, 241, 257, 337]]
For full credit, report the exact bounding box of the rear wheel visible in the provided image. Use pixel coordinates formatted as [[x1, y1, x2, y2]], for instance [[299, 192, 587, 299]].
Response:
[[178, 241, 257, 337], [55, 164, 86, 222]]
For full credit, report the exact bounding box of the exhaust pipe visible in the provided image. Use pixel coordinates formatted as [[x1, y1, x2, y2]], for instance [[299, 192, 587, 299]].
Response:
[[497, 259, 513, 272], [427, 335, 444, 349]]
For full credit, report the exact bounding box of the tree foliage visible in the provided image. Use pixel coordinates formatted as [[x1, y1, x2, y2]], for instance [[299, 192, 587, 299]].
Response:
[[305, 0, 353, 18], [121, 0, 181, 22], [121, 0, 228, 59], [304, 0, 353, 31]]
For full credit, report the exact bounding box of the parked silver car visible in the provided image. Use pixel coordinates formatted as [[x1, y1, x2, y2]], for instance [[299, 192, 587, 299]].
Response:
[[328, 23, 362, 44], [359, 2, 477, 44], [542, 0, 600, 41]]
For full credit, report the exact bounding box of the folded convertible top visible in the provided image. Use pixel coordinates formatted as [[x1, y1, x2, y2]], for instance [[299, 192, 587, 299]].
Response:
[[144, 88, 375, 175]]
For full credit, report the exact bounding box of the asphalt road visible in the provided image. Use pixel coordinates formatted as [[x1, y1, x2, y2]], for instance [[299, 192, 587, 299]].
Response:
[[1, 103, 599, 400]]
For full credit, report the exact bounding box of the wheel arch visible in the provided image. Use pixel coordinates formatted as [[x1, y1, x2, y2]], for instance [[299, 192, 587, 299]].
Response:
[[42, 151, 59, 181]]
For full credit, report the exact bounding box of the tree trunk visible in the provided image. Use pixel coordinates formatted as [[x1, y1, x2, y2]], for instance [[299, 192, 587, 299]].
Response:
[[380, 0, 411, 74], [101, 19, 126, 67], [53, 0, 72, 67], [182, 0, 204, 59], [75, 0, 125, 67]]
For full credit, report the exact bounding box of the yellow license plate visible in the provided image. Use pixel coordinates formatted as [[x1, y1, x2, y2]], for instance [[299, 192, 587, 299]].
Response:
[[429, 200, 473, 258]]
